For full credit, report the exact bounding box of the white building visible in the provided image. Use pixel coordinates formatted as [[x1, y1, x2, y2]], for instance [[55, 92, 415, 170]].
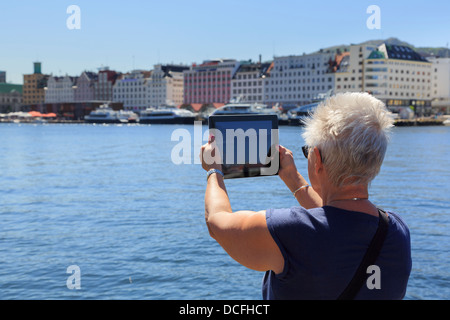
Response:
[[147, 64, 189, 107], [264, 51, 336, 108], [231, 61, 273, 104], [334, 43, 433, 115], [334, 44, 378, 94], [113, 70, 150, 112], [429, 57, 450, 114], [45, 75, 77, 103]]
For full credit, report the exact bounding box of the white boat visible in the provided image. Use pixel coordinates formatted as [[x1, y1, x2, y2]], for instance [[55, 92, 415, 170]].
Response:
[[85, 104, 120, 124], [287, 102, 320, 126], [117, 110, 139, 124], [287, 90, 333, 126], [139, 106, 197, 124], [209, 97, 287, 124], [85, 104, 138, 124], [443, 119, 450, 126], [211, 102, 279, 116], [33, 118, 48, 124]]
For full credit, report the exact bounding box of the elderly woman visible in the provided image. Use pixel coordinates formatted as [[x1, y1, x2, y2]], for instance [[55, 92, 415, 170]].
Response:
[[200, 92, 411, 300]]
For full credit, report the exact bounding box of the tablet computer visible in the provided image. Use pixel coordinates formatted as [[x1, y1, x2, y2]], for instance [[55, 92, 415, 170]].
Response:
[[208, 114, 279, 179]]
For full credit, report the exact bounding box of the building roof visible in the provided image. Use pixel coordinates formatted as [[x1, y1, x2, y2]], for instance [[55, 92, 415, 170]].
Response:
[[371, 44, 429, 62], [233, 62, 273, 79], [98, 69, 120, 84], [200, 59, 236, 66], [189, 103, 203, 112], [0, 83, 23, 94], [48, 75, 78, 84], [84, 71, 98, 81], [192, 59, 238, 70], [161, 65, 189, 77], [367, 49, 386, 59]]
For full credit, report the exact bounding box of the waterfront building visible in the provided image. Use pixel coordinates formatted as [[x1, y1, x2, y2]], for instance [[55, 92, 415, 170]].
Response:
[[230, 60, 273, 104], [45, 75, 78, 104], [264, 51, 336, 109], [112, 70, 150, 112], [334, 43, 433, 116], [333, 44, 377, 94], [183, 59, 240, 105], [22, 62, 49, 111], [95, 68, 120, 102], [74, 71, 97, 102], [428, 57, 450, 114], [366, 44, 432, 115], [0, 83, 22, 113], [147, 64, 189, 107]]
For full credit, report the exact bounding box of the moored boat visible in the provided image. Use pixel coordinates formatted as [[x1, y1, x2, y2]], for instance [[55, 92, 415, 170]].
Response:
[[209, 100, 288, 124], [211, 101, 279, 116], [287, 90, 333, 126], [117, 110, 139, 124], [287, 102, 319, 126], [139, 106, 197, 124], [85, 104, 137, 124]]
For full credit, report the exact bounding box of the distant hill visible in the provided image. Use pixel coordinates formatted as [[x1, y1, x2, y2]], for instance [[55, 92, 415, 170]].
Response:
[[315, 37, 450, 58]]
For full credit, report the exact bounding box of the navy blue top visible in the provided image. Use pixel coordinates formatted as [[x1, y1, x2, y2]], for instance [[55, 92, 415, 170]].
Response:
[[262, 206, 412, 300]]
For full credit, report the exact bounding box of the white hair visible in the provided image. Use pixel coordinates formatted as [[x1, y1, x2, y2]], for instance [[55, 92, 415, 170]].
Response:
[[302, 92, 394, 187]]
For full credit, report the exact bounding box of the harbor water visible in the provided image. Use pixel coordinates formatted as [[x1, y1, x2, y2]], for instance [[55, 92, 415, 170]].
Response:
[[0, 123, 449, 300]]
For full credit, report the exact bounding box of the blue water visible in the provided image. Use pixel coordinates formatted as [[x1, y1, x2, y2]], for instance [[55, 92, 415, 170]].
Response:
[[0, 123, 449, 300]]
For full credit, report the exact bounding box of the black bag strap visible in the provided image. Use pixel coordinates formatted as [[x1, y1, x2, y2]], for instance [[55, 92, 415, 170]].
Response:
[[337, 208, 390, 300]]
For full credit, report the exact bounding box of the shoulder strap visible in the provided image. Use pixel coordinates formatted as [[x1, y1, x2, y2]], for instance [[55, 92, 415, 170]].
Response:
[[337, 208, 390, 300]]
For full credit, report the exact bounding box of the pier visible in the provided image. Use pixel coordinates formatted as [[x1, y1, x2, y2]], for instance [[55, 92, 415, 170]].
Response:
[[393, 118, 445, 127], [1, 118, 447, 127]]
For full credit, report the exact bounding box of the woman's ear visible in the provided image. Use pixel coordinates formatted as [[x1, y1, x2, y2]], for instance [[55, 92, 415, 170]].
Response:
[[313, 147, 323, 175]]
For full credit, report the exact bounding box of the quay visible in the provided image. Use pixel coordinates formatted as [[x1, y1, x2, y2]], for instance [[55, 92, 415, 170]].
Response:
[[1, 117, 447, 127], [393, 118, 445, 127], [0, 119, 85, 124]]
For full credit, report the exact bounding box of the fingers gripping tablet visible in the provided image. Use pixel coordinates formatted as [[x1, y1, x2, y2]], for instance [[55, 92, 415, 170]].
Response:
[[208, 115, 280, 179]]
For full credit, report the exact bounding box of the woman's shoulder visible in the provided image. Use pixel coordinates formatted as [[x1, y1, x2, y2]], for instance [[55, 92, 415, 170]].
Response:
[[266, 206, 411, 235], [266, 206, 317, 222], [385, 210, 411, 240], [266, 206, 329, 232], [386, 210, 409, 228]]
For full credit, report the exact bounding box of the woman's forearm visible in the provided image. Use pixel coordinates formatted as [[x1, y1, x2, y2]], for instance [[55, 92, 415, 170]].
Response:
[[205, 174, 232, 222], [283, 171, 323, 209]]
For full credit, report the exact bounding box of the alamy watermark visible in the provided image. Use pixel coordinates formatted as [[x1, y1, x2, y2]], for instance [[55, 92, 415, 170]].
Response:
[[66, 5, 81, 30], [366, 5, 381, 30], [367, 265, 381, 290], [171, 122, 279, 176], [64, 264, 380, 292], [66, 265, 81, 290]]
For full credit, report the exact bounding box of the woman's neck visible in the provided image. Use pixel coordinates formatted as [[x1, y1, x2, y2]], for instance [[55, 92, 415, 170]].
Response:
[[322, 184, 368, 204], [321, 184, 379, 217]]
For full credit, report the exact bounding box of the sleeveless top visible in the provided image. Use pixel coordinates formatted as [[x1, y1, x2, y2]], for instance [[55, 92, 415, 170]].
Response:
[[262, 206, 411, 300]]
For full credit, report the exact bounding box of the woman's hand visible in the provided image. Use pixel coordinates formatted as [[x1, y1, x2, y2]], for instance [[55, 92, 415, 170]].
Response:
[[278, 145, 300, 184], [200, 135, 223, 172]]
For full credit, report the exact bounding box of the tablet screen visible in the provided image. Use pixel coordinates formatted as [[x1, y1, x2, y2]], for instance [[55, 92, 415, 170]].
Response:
[[208, 115, 279, 179]]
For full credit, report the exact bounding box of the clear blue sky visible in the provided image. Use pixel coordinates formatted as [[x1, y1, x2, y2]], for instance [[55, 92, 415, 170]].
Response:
[[1, 0, 449, 84]]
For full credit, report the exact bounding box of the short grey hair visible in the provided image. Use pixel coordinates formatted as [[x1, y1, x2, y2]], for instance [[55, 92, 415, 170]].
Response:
[[302, 92, 394, 187]]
